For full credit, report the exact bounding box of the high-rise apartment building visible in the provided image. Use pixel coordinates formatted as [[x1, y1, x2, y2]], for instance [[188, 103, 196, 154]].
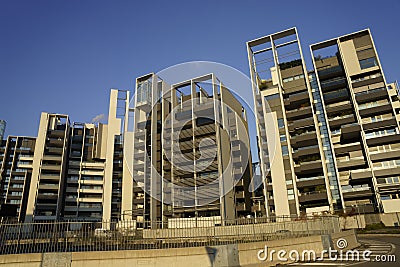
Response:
[[25, 113, 70, 221], [121, 73, 253, 225], [247, 27, 400, 216], [310, 29, 400, 214], [247, 28, 335, 217], [63, 122, 107, 221], [0, 136, 36, 221], [23, 90, 129, 222], [1, 27, 399, 223]]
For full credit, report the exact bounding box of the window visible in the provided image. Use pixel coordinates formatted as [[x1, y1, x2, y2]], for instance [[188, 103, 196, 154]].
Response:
[[287, 189, 295, 200], [280, 134, 287, 142], [359, 57, 378, 70], [281, 145, 289, 156], [277, 119, 285, 129]]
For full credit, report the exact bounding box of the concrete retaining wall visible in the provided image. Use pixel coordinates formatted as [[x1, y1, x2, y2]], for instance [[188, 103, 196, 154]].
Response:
[[339, 212, 400, 229], [143, 217, 340, 239], [0, 231, 358, 267]]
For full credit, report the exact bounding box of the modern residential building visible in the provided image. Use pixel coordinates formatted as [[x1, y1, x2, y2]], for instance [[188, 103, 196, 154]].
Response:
[[247, 27, 400, 216], [0, 120, 6, 141], [0, 136, 36, 221], [247, 28, 334, 217], [25, 113, 70, 221], [121, 73, 253, 225], [1, 27, 399, 224], [310, 29, 400, 214], [63, 122, 107, 221]]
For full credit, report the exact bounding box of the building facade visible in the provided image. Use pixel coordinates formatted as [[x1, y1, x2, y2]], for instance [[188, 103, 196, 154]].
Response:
[[0, 27, 399, 223], [122, 73, 253, 225], [310, 29, 400, 214], [247, 28, 400, 216], [0, 136, 36, 221]]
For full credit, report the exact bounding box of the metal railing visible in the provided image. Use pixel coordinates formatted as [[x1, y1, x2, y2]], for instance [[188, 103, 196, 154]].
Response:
[[0, 215, 340, 255]]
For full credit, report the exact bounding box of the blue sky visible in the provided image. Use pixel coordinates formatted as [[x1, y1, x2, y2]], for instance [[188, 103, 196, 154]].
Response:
[[1, 0, 399, 143]]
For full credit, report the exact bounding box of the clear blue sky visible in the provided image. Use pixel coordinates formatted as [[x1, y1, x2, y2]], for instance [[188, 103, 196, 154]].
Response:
[[1, 0, 399, 139]]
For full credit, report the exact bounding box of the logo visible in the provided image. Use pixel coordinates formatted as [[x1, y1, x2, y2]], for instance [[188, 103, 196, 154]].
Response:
[[336, 238, 348, 249]]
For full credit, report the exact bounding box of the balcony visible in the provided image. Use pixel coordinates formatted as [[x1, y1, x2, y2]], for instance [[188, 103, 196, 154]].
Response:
[[47, 138, 64, 148], [47, 130, 65, 138], [323, 89, 349, 104], [325, 101, 352, 114], [38, 184, 59, 190], [235, 191, 245, 199], [336, 157, 366, 170], [284, 90, 309, 107], [294, 160, 323, 174], [374, 166, 400, 178], [298, 190, 328, 202], [356, 87, 387, 103], [288, 117, 314, 131], [345, 204, 376, 214], [359, 103, 392, 117], [320, 77, 347, 92], [350, 169, 373, 181], [328, 114, 356, 128], [342, 184, 373, 198], [363, 118, 397, 131], [292, 144, 320, 159], [366, 133, 400, 146], [333, 142, 362, 154], [286, 105, 312, 120], [236, 202, 247, 212], [296, 176, 325, 188], [370, 149, 400, 162], [41, 164, 62, 171], [317, 65, 344, 79], [290, 131, 317, 148]]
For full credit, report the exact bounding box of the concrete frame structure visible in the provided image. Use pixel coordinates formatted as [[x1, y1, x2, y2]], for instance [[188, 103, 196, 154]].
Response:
[[247, 28, 337, 217], [122, 73, 252, 225], [103, 89, 130, 222]]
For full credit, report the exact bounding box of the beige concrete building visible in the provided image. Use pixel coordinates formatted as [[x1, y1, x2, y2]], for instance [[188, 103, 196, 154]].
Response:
[[247, 27, 400, 216], [311, 29, 400, 214], [247, 28, 337, 217], [25, 113, 70, 221], [63, 122, 107, 221], [121, 73, 253, 225]]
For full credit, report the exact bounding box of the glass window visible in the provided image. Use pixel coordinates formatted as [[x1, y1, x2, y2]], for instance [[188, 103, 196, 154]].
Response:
[[277, 119, 285, 129], [359, 57, 378, 70], [282, 145, 288, 156], [280, 134, 287, 142]]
